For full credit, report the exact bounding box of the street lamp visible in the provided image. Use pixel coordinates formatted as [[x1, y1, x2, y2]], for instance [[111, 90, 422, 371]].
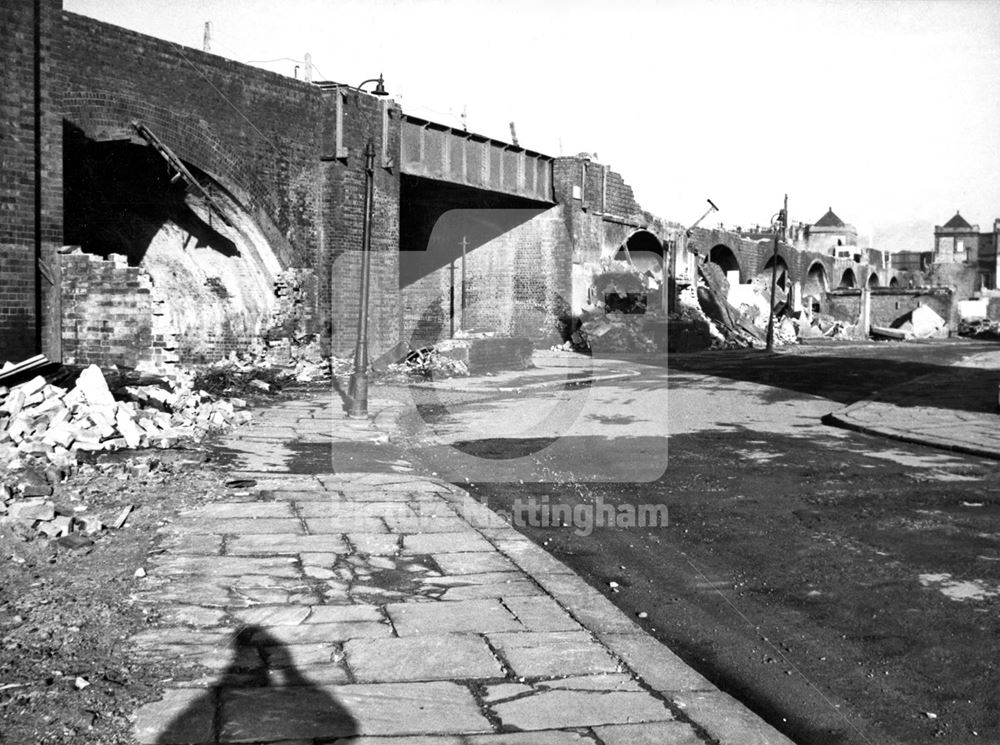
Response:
[[346, 74, 389, 418], [764, 194, 788, 352]]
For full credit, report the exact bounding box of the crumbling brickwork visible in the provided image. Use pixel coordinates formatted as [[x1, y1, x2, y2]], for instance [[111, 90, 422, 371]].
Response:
[[59, 251, 178, 371]]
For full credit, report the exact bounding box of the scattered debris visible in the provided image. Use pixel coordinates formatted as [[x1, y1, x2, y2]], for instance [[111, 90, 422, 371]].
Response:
[[0, 357, 252, 542]]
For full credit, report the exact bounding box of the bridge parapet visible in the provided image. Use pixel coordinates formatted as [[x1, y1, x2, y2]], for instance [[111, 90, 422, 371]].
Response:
[[400, 115, 554, 203]]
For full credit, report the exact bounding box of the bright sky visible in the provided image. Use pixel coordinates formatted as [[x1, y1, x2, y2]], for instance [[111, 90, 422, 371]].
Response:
[[64, 0, 1000, 250]]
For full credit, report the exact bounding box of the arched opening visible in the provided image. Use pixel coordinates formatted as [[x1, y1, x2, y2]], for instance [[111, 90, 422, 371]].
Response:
[[709, 244, 742, 285], [612, 230, 665, 313], [64, 125, 284, 364], [889, 276, 900, 288], [838, 268, 856, 288], [867, 273, 880, 287], [761, 255, 790, 291], [802, 261, 827, 313]]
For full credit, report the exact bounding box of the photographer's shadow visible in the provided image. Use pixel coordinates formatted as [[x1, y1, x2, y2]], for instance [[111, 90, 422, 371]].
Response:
[[155, 625, 358, 744]]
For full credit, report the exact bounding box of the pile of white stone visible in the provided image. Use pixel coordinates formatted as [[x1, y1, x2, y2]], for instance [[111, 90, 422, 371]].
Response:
[[0, 364, 250, 474]]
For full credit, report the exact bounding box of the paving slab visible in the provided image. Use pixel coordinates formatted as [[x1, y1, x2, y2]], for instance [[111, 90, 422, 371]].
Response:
[[386, 599, 523, 635], [487, 687, 673, 730], [487, 631, 620, 677], [345, 634, 503, 682], [134, 687, 214, 745], [227, 533, 348, 554]]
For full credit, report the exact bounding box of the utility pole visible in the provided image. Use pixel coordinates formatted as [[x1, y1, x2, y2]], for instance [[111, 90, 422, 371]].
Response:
[[765, 193, 788, 352], [460, 236, 468, 332], [449, 260, 456, 338], [203, 21, 212, 52]]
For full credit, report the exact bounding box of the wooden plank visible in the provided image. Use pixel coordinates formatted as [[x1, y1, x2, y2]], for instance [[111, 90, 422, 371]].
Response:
[[0, 354, 48, 382]]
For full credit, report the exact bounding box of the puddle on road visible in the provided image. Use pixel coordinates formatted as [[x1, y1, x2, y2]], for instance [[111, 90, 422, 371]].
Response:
[[919, 573, 1000, 602]]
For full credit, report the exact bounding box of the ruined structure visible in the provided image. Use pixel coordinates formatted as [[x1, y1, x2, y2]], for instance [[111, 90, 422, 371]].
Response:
[[2, 0, 935, 366]]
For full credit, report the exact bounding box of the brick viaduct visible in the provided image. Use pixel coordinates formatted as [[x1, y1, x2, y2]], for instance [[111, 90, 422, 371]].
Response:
[[1, 0, 886, 368]]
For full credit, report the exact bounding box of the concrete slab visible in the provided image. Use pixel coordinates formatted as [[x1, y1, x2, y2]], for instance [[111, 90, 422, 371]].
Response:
[[500, 595, 582, 632], [345, 635, 503, 682], [488, 688, 673, 730], [227, 533, 348, 554], [387, 599, 523, 635], [134, 687, 214, 745], [673, 690, 796, 745], [487, 631, 619, 677], [403, 532, 495, 554], [593, 721, 704, 745]]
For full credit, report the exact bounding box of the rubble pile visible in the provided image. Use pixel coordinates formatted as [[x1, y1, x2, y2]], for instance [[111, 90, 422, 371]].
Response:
[[872, 304, 948, 341], [381, 348, 470, 380], [571, 260, 664, 352], [959, 318, 1000, 340], [197, 336, 330, 395], [696, 262, 857, 347], [0, 363, 250, 540]]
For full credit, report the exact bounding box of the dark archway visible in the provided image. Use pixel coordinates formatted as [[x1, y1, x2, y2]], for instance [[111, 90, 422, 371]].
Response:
[[867, 272, 880, 287], [615, 230, 665, 274], [889, 276, 900, 287], [709, 244, 742, 283], [803, 261, 827, 297], [613, 230, 665, 313], [839, 268, 856, 288], [762, 255, 791, 291]]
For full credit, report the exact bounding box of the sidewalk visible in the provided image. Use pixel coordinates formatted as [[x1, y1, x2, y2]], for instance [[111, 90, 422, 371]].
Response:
[[131, 391, 794, 745], [827, 349, 1000, 459]]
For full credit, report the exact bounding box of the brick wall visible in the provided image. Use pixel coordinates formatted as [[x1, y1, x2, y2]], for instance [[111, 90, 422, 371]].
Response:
[[56, 13, 405, 360], [0, 0, 63, 363], [323, 92, 402, 357], [402, 206, 571, 347], [826, 288, 955, 329], [59, 251, 178, 370]]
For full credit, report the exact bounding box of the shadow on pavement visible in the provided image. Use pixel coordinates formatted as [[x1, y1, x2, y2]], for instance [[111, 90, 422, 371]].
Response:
[[665, 347, 999, 414], [155, 625, 358, 744]]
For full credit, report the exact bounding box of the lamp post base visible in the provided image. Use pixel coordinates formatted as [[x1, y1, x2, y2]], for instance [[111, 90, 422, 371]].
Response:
[[348, 371, 368, 418]]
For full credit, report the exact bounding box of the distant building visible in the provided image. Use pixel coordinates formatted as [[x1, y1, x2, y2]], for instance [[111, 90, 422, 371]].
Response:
[[932, 211, 998, 290], [891, 211, 1000, 292], [798, 207, 859, 257]]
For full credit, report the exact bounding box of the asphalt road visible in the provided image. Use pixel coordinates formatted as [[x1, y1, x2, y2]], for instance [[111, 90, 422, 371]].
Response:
[[385, 340, 1000, 745]]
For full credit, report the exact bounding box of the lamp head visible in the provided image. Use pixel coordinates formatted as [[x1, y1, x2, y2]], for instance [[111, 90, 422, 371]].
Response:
[[372, 74, 388, 96]]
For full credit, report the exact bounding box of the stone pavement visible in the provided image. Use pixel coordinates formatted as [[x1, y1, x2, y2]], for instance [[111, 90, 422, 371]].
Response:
[[130, 392, 794, 744], [827, 348, 1000, 459]]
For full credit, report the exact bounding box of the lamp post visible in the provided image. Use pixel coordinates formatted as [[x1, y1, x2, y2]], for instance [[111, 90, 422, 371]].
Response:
[[346, 75, 388, 418], [764, 194, 788, 352]]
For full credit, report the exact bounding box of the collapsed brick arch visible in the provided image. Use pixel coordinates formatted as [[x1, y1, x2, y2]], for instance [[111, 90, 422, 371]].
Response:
[[615, 229, 665, 275], [62, 92, 297, 365], [708, 244, 742, 283], [62, 90, 295, 268]]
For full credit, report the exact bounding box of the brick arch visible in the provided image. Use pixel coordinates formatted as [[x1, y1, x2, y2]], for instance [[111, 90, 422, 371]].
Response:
[[803, 260, 828, 296], [708, 244, 743, 283], [762, 253, 792, 290], [616, 229, 665, 274], [867, 271, 881, 287], [838, 267, 857, 288], [63, 90, 293, 267]]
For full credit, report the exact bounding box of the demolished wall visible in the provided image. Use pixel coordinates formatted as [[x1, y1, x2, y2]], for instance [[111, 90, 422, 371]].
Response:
[[826, 288, 955, 330], [59, 250, 178, 371]]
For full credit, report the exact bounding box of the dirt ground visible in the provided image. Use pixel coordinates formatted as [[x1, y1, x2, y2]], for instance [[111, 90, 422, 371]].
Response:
[[0, 446, 229, 745]]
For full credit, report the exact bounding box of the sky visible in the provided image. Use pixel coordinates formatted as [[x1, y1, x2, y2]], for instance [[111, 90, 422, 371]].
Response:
[[64, 0, 1000, 251]]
